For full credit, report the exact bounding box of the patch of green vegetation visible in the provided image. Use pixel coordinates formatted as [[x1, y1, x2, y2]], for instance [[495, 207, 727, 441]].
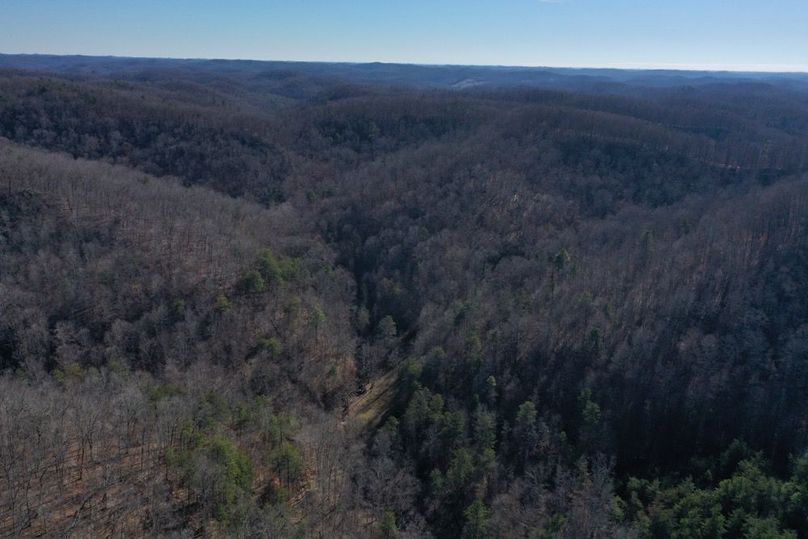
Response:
[[52, 362, 85, 385], [214, 293, 232, 313], [255, 336, 283, 358], [269, 442, 304, 487], [147, 383, 184, 404], [238, 269, 266, 294], [257, 248, 302, 286], [622, 444, 807, 538], [168, 432, 254, 527]]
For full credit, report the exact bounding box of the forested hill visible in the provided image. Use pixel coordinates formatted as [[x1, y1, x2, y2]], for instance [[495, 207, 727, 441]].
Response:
[[3, 53, 808, 95], [2, 57, 808, 537]]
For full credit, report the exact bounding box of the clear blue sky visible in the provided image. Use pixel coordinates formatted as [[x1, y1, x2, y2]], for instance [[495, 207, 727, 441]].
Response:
[[2, 0, 807, 72]]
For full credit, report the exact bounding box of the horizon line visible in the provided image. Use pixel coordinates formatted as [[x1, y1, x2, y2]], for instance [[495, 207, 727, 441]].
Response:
[[2, 51, 808, 76]]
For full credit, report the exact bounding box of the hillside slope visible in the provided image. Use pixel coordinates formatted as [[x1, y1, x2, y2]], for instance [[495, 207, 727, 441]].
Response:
[[1, 63, 808, 537]]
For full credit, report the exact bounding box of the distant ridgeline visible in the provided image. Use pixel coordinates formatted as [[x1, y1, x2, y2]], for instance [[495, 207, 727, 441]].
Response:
[[1, 55, 808, 537]]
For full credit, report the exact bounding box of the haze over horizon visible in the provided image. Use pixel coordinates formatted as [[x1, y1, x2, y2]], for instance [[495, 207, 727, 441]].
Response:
[[2, 0, 807, 73]]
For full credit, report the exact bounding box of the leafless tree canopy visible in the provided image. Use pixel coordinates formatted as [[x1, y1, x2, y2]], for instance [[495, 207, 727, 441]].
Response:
[[1, 58, 808, 537]]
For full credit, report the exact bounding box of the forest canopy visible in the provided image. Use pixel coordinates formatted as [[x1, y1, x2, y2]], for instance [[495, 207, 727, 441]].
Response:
[[1, 55, 808, 537]]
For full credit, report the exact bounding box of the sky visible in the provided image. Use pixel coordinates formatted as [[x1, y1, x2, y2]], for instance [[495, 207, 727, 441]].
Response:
[[1, 0, 807, 72]]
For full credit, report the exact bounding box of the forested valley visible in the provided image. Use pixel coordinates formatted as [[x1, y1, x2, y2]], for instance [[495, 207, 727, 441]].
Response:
[[2, 56, 808, 537]]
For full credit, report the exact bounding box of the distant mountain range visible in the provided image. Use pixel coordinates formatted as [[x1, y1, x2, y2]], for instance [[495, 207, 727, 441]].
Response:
[[2, 53, 808, 94]]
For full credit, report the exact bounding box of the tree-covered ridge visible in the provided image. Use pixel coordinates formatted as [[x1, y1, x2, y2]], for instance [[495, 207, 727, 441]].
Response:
[[1, 63, 808, 536], [0, 142, 354, 391]]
